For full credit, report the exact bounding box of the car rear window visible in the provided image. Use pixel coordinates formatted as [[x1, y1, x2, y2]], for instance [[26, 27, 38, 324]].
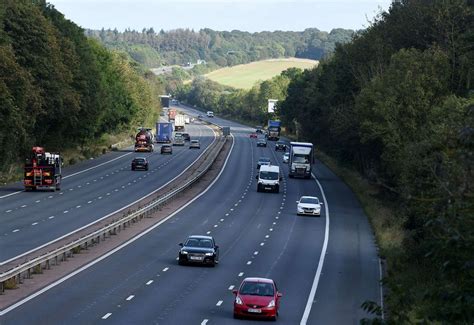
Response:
[[240, 282, 274, 296]]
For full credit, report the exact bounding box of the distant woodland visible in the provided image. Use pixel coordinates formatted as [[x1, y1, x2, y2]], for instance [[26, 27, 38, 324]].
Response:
[[86, 27, 354, 68]]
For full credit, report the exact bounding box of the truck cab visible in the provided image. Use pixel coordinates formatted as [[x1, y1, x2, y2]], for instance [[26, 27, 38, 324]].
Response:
[[207, 111, 214, 118], [256, 165, 282, 193], [288, 142, 313, 178]]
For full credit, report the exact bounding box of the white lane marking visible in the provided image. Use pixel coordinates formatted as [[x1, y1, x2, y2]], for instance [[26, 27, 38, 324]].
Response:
[[379, 258, 385, 320], [12, 229, 19, 233], [0, 130, 232, 315], [260, 242, 265, 246], [300, 175, 330, 325], [76, 205, 81, 209], [269, 228, 273, 232], [216, 300, 223, 306], [225, 213, 229, 216], [126, 295, 135, 301], [49, 216, 54, 219], [163, 267, 169, 272], [238, 272, 244, 277], [102, 313, 112, 319], [35, 200, 40, 203], [21, 205, 26, 208], [246, 261, 252, 265], [206, 231, 211, 235], [254, 251, 258, 255], [213, 224, 218, 228], [220, 218, 224, 222], [6, 210, 12, 213], [32, 222, 38, 226], [63, 210, 68, 214], [88, 201, 92, 204], [98, 196, 103, 200], [228, 285, 235, 290], [146, 280, 153, 285], [201, 320, 208, 325], [48, 196, 53, 199], [265, 235, 269, 239]]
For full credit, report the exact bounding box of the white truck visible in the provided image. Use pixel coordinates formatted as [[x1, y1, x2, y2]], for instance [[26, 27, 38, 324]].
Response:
[[175, 114, 185, 131], [288, 142, 313, 179], [256, 165, 282, 193]]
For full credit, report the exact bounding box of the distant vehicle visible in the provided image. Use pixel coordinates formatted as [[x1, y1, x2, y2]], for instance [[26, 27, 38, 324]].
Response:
[[160, 95, 170, 108], [182, 133, 191, 141], [289, 142, 313, 178], [168, 108, 177, 122], [160, 144, 173, 154], [184, 116, 190, 124], [178, 235, 219, 266], [257, 157, 271, 169], [189, 139, 201, 149], [275, 141, 286, 151], [175, 114, 186, 131], [257, 138, 267, 147], [282, 152, 289, 164], [156, 122, 173, 143], [255, 126, 263, 134], [173, 135, 185, 146], [249, 133, 258, 139], [131, 157, 149, 171], [256, 165, 281, 193], [233, 277, 282, 320], [197, 114, 203, 119], [267, 120, 281, 141], [296, 196, 323, 216], [24, 147, 62, 191], [207, 111, 214, 117], [135, 128, 154, 152]]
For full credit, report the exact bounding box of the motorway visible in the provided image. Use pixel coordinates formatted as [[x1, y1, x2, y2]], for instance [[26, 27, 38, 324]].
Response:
[[0, 121, 216, 263], [0, 108, 381, 324]]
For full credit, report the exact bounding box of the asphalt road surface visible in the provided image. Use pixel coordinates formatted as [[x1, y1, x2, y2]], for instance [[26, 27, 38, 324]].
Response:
[[0, 107, 381, 324]]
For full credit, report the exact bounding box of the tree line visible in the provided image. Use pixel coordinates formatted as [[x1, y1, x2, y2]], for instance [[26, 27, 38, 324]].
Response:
[[0, 0, 163, 176], [86, 27, 354, 68], [179, 0, 473, 322]]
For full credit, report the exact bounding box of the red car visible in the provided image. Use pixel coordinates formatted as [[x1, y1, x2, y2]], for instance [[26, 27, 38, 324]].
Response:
[[249, 133, 258, 138], [233, 277, 282, 320]]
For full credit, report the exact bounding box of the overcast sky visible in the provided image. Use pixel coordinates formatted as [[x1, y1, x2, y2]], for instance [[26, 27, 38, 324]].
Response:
[[47, 0, 393, 33]]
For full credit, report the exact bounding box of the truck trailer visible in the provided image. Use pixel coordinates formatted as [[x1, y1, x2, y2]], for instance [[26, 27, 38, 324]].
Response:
[[288, 142, 313, 179], [24, 147, 62, 191], [156, 122, 173, 143], [174, 114, 186, 131]]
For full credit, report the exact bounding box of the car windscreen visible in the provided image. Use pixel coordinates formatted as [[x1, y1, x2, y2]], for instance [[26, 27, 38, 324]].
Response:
[[134, 159, 145, 163], [240, 282, 274, 296], [185, 238, 213, 248], [300, 197, 319, 204], [258, 158, 270, 163], [293, 154, 309, 163], [259, 171, 278, 180]]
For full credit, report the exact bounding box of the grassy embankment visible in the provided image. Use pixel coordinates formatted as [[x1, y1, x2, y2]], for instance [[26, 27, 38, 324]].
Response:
[[204, 58, 318, 89]]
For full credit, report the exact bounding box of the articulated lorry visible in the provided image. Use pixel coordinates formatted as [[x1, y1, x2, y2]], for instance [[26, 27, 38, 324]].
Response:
[[135, 128, 154, 152], [288, 142, 313, 179], [174, 114, 186, 131], [160, 95, 170, 108], [267, 120, 281, 141], [156, 122, 173, 143], [24, 147, 62, 191]]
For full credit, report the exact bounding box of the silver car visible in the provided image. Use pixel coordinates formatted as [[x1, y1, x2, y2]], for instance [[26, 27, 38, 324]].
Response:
[[282, 152, 289, 163], [296, 196, 323, 216]]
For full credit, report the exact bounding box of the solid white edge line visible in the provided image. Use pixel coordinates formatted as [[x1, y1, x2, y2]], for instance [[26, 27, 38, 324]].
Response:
[[201, 320, 208, 325], [299, 173, 330, 325], [0, 133, 235, 316], [0, 153, 133, 199], [0, 125, 218, 266], [101, 313, 112, 319], [379, 258, 385, 320]]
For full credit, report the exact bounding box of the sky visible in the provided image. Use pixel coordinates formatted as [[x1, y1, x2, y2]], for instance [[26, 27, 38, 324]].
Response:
[[47, 0, 393, 33]]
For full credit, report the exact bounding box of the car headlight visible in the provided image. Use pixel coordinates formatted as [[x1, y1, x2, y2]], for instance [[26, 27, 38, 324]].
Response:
[[235, 296, 243, 305], [267, 300, 275, 308], [297, 206, 304, 212], [181, 250, 188, 255], [205, 252, 213, 256]]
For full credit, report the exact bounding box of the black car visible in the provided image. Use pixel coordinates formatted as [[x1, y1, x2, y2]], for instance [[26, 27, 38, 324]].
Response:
[[255, 126, 263, 134], [275, 141, 286, 151], [182, 133, 191, 141], [178, 235, 219, 266], [257, 157, 271, 169], [257, 139, 267, 147], [161, 144, 173, 154], [131, 157, 148, 171]]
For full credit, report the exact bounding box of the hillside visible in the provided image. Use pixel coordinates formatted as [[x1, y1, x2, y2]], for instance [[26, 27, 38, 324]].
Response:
[[204, 58, 318, 89]]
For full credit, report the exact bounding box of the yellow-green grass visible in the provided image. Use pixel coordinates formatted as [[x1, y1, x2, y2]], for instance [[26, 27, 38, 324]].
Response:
[[205, 58, 318, 89]]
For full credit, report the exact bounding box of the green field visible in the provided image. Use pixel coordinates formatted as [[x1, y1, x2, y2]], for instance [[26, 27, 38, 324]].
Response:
[[204, 58, 318, 89]]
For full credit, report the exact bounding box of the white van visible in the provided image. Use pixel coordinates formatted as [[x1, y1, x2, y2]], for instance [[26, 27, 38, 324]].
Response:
[[206, 111, 214, 117], [256, 165, 281, 193]]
